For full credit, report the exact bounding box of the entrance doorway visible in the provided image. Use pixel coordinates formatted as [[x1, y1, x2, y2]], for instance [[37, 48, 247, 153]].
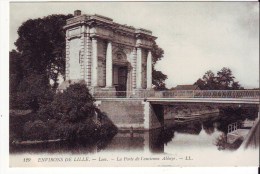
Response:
[[113, 65, 127, 96]]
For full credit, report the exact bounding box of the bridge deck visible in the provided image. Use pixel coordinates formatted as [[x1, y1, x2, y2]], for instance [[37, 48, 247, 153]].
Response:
[[146, 98, 260, 104], [93, 90, 259, 105], [96, 97, 259, 105]]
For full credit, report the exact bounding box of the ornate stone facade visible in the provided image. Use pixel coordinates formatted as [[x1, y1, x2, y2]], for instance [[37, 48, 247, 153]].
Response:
[[63, 10, 156, 93]]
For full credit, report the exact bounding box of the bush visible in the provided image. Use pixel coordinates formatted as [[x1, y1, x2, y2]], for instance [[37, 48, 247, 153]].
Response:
[[76, 119, 98, 138], [98, 111, 118, 137], [52, 122, 78, 140], [10, 111, 34, 142], [23, 120, 49, 140], [13, 83, 117, 143], [11, 74, 55, 111], [50, 83, 96, 122], [37, 104, 55, 121]]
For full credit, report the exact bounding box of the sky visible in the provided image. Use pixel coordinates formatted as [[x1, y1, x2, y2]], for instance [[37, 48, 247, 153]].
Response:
[[9, 2, 259, 89]]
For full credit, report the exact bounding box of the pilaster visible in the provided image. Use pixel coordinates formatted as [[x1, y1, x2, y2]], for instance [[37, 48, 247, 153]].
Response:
[[80, 25, 85, 80], [85, 26, 92, 86], [131, 48, 137, 89], [91, 37, 98, 87]]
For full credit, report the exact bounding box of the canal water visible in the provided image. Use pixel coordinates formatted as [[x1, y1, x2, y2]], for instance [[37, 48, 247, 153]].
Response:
[[9, 112, 259, 166]]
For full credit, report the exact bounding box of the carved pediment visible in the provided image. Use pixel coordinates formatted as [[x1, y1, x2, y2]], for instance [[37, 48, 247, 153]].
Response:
[[113, 51, 129, 66], [113, 51, 126, 61]]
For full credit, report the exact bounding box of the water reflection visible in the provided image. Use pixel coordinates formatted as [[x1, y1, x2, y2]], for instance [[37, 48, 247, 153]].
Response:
[[10, 112, 258, 154], [202, 121, 215, 135], [10, 134, 116, 154]]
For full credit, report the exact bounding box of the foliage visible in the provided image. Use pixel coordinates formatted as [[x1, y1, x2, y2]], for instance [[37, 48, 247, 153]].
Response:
[[194, 67, 243, 90], [10, 50, 23, 92], [14, 14, 73, 89], [9, 111, 34, 143], [10, 14, 73, 109], [50, 83, 96, 122], [10, 50, 24, 109], [10, 74, 54, 111], [152, 70, 168, 90], [34, 83, 97, 139], [17, 84, 117, 142], [215, 133, 243, 151], [151, 41, 165, 65], [97, 111, 118, 137], [23, 120, 49, 140], [76, 120, 98, 138], [151, 41, 168, 90]]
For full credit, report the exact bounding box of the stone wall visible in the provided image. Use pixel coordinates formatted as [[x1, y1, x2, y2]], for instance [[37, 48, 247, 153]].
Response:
[[97, 99, 145, 129], [97, 99, 163, 130], [143, 102, 163, 130], [68, 38, 82, 80]]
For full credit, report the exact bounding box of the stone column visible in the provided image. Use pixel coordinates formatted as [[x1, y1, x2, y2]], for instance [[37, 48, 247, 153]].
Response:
[[91, 37, 98, 87], [136, 47, 142, 89], [80, 25, 85, 80], [146, 50, 152, 89], [106, 41, 113, 88]]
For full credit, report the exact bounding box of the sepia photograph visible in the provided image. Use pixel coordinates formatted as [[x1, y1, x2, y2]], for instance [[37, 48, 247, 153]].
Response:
[[5, 1, 259, 168]]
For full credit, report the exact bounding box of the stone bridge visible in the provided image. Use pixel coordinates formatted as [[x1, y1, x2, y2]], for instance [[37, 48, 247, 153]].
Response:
[[93, 90, 260, 130], [94, 89, 259, 99]]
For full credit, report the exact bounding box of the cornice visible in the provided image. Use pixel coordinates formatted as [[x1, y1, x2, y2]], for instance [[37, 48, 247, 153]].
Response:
[[64, 13, 157, 40]]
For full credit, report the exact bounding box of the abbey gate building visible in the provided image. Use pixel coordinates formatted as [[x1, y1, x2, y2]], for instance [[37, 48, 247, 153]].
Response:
[[60, 10, 162, 130], [62, 10, 156, 95]]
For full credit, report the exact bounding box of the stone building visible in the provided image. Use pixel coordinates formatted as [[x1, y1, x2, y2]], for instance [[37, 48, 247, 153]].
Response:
[[60, 10, 156, 95]]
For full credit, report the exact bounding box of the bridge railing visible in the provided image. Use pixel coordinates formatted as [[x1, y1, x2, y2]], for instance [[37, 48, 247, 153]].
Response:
[[158, 90, 260, 99], [228, 122, 239, 133], [92, 90, 128, 98], [92, 90, 260, 99]]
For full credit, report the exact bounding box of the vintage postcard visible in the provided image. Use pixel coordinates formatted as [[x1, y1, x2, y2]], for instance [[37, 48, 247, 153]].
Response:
[[5, 1, 260, 169]]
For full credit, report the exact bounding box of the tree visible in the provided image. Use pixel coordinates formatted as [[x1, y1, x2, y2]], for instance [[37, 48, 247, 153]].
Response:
[[14, 14, 73, 89], [14, 74, 54, 111], [203, 70, 215, 82], [9, 50, 23, 90], [10, 50, 24, 108], [201, 70, 218, 90], [231, 81, 242, 90], [10, 14, 73, 109], [152, 70, 168, 90], [194, 78, 205, 90], [216, 67, 235, 90], [23, 120, 49, 140], [151, 41, 168, 90], [194, 67, 243, 90], [216, 67, 243, 90], [34, 83, 117, 140], [49, 83, 96, 122]]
